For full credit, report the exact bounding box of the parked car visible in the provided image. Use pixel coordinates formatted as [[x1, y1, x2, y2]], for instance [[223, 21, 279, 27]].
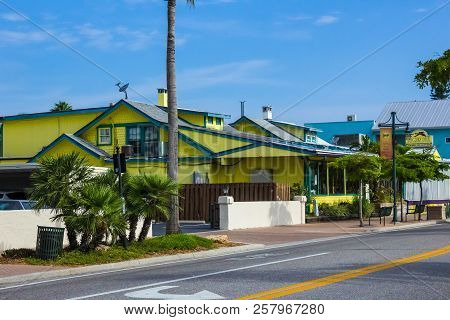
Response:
[[0, 191, 36, 211]]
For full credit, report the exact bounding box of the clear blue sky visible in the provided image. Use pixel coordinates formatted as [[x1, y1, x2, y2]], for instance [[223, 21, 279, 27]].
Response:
[[0, 0, 449, 123]]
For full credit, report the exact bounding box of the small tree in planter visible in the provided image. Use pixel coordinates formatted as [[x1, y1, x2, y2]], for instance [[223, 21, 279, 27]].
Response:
[[396, 151, 449, 205], [28, 152, 93, 249], [127, 174, 180, 241], [331, 154, 382, 227]]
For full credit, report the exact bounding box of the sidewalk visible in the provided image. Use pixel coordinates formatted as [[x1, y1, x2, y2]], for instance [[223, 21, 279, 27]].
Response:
[[0, 218, 444, 283], [197, 218, 443, 245]]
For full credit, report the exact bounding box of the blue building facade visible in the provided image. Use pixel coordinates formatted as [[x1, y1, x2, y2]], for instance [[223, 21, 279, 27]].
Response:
[[306, 101, 449, 159], [305, 120, 375, 145], [373, 100, 450, 160]]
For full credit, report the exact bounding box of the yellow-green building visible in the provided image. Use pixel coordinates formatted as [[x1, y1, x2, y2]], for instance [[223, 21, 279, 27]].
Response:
[[0, 90, 356, 204]]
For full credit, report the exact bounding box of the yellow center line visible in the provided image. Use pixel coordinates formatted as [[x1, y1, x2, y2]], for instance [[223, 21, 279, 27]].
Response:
[[236, 245, 450, 300]]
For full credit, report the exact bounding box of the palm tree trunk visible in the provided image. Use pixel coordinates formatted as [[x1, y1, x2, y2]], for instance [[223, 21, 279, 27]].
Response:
[[359, 180, 364, 227], [128, 214, 139, 242], [166, 0, 181, 234], [138, 217, 152, 242], [63, 216, 79, 249]]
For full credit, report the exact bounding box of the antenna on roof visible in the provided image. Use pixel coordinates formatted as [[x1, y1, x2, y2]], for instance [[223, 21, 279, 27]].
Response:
[[116, 82, 129, 99]]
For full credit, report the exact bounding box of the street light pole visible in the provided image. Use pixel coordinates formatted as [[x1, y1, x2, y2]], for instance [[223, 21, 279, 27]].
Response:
[[391, 112, 397, 224], [379, 112, 409, 225], [114, 145, 128, 248]]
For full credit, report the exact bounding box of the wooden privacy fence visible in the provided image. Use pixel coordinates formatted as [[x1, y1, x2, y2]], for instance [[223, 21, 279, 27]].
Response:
[[178, 183, 291, 221]]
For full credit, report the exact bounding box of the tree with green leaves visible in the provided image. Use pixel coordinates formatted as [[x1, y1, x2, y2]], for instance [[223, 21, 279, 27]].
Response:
[[414, 49, 450, 100], [396, 151, 449, 205], [28, 152, 93, 249], [331, 153, 382, 227], [51, 101, 73, 112], [128, 174, 180, 241], [166, 0, 196, 235]]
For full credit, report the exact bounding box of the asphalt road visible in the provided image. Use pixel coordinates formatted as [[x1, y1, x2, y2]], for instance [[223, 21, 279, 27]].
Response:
[[0, 224, 449, 300]]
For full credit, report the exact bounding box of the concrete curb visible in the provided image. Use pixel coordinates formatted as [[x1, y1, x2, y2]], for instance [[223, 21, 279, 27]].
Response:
[[0, 244, 264, 286]]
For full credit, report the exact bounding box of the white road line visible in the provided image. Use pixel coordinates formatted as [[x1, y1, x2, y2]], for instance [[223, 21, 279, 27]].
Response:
[[69, 252, 329, 300]]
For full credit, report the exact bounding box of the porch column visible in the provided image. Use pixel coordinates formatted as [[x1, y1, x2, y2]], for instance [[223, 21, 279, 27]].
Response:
[[326, 162, 330, 195], [343, 168, 347, 195]]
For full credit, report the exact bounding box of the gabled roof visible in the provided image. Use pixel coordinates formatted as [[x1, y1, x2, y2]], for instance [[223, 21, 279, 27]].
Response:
[[229, 116, 302, 142], [218, 116, 351, 155], [269, 120, 322, 132], [75, 99, 194, 136], [29, 134, 110, 163], [373, 100, 450, 131]]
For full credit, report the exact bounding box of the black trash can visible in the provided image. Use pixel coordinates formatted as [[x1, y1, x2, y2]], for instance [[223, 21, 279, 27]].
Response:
[[35, 226, 65, 260]]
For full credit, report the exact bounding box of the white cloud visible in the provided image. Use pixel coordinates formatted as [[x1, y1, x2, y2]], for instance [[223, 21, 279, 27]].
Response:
[[0, 30, 48, 45], [177, 59, 274, 89], [287, 14, 312, 21], [315, 15, 339, 26], [0, 12, 26, 22], [76, 24, 157, 50], [415, 8, 427, 13]]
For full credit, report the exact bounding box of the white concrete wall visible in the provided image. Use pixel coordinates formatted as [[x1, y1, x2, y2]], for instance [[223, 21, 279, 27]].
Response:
[[0, 210, 152, 253], [218, 196, 306, 231], [0, 209, 64, 253]]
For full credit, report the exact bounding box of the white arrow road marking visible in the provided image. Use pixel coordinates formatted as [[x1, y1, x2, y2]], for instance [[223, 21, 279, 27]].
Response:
[[70, 252, 329, 300], [227, 252, 290, 261], [125, 285, 224, 300]]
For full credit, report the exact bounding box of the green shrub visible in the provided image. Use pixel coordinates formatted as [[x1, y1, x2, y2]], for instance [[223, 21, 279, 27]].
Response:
[[318, 203, 351, 217], [24, 234, 215, 266], [290, 183, 308, 199], [349, 196, 375, 218]]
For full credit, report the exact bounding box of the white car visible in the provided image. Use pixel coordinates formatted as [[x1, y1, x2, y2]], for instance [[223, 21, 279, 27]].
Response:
[[0, 191, 36, 211]]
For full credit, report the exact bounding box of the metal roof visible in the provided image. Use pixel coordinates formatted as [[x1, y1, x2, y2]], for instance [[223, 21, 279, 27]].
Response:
[[373, 100, 450, 131], [250, 118, 302, 142], [125, 100, 194, 128], [269, 120, 321, 132]]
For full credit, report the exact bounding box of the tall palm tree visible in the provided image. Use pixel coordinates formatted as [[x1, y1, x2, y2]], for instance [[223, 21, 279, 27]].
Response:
[[28, 152, 93, 249], [166, 0, 195, 234], [64, 183, 127, 250], [51, 101, 73, 112], [127, 174, 179, 241]]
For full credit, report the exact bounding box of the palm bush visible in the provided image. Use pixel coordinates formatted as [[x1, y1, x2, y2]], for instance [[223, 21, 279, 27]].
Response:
[[28, 152, 93, 249], [64, 183, 127, 250], [127, 174, 179, 242]]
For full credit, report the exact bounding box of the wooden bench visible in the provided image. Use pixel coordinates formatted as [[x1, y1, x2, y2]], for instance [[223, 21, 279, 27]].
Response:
[[369, 206, 392, 226], [405, 204, 426, 221]]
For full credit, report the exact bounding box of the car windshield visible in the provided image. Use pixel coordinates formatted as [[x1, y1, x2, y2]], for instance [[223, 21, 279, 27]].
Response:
[[0, 201, 24, 211], [21, 201, 37, 210]]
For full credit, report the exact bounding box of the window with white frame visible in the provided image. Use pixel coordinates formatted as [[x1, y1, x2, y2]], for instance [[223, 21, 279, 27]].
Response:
[[305, 134, 317, 143], [98, 127, 112, 145], [446, 137, 450, 144]]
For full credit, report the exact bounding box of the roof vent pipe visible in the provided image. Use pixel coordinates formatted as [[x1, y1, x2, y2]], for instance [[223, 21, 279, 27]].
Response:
[[240, 101, 246, 117], [262, 105, 272, 120]]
